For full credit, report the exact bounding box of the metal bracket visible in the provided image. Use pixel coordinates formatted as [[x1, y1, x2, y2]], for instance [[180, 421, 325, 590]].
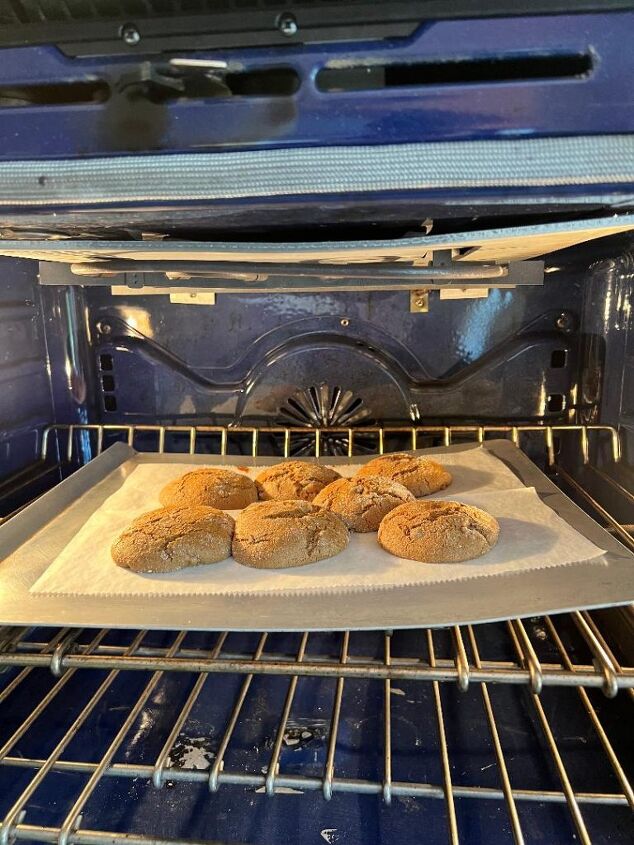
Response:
[[439, 288, 490, 301], [409, 290, 429, 313], [114, 58, 230, 102], [409, 285, 492, 313], [125, 271, 144, 289], [169, 291, 216, 306], [39, 259, 544, 293], [111, 286, 216, 305]]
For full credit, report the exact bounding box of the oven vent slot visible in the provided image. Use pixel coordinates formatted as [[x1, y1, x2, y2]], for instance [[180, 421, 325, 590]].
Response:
[[278, 384, 374, 455], [216, 67, 300, 97], [551, 349, 568, 368], [119, 65, 300, 103], [0, 80, 110, 107], [316, 53, 593, 92], [279, 384, 370, 428], [99, 352, 117, 412], [0, 67, 300, 109], [547, 393, 566, 413]]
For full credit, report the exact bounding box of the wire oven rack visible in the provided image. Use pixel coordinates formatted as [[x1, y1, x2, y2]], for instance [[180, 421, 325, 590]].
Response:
[[0, 616, 633, 845], [0, 423, 632, 844], [6, 422, 631, 552]]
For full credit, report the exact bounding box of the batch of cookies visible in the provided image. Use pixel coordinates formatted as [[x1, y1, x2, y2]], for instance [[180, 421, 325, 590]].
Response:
[[111, 454, 500, 573]]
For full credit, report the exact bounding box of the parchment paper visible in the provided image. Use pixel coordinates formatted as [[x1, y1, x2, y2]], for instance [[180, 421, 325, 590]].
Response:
[[30, 448, 605, 598]]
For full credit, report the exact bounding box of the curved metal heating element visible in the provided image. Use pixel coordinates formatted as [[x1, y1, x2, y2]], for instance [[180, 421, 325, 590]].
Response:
[[68, 258, 510, 282]]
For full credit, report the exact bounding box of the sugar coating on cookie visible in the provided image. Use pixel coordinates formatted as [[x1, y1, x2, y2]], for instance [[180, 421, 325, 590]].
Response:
[[255, 461, 341, 502], [232, 499, 349, 569], [356, 454, 452, 497], [111, 505, 234, 573], [159, 468, 258, 510], [378, 500, 499, 563], [313, 475, 414, 532]]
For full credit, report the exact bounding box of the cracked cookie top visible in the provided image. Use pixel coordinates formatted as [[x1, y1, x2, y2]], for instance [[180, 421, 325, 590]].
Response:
[[111, 505, 234, 573], [378, 500, 499, 563], [232, 499, 349, 569], [255, 461, 341, 502], [313, 475, 414, 532], [159, 468, 258, 510], [356, 454, 452, 497]]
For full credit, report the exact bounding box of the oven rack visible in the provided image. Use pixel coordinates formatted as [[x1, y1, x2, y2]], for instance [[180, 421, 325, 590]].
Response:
[[5, 422, 630, 552], [0, 613, 633, 845], [1, 610, 633, 695], [0, 423, 633, 843]]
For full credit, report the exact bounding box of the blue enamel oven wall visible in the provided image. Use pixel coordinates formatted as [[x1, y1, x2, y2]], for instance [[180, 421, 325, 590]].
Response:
[[0, 258, 53, 479]]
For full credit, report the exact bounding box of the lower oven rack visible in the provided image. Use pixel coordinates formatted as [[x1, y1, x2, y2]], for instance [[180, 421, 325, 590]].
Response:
[[0, 423, 632, 844], [1, 610, 633, 695], [0, 614, 633, 845]]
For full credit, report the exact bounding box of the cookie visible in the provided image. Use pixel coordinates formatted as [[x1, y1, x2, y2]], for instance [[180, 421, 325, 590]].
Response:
[[313, 475, 414, 532], [232, 499, 349, 569], [111, 505, 234, 573], [356, 454, 452, 497], [159, 468, 258, 510], [255, 461, 341, 502], [378, 500, 499, 563]]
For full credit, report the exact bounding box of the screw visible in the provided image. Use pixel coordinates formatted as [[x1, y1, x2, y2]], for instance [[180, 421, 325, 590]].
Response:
[[277, 13, 298, 36], [97, 321, 111, 335], [555, 311, 574, 332], [120, 23, 141, 46]]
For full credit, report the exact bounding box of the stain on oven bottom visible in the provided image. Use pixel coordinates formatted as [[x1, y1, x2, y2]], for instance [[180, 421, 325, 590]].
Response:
[[166, 735, 216, 775]]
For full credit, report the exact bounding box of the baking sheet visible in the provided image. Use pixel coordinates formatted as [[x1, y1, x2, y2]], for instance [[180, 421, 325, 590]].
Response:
[[1, 440, 632, 630], [30, 448, 605, 599]]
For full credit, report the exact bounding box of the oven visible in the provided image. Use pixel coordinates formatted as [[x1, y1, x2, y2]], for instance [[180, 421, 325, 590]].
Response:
[[0, 3, 633, 844]]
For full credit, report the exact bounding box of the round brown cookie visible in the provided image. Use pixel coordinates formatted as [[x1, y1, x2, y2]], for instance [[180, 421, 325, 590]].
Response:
[[378, 500, 499, 563], [356, 454, 452, 497], [111, 505, 234, 573], [232, 499, 349, 569], [313, 475, 414, 532], [159, 468, 258, 510], [255, 461, 341, 502]]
